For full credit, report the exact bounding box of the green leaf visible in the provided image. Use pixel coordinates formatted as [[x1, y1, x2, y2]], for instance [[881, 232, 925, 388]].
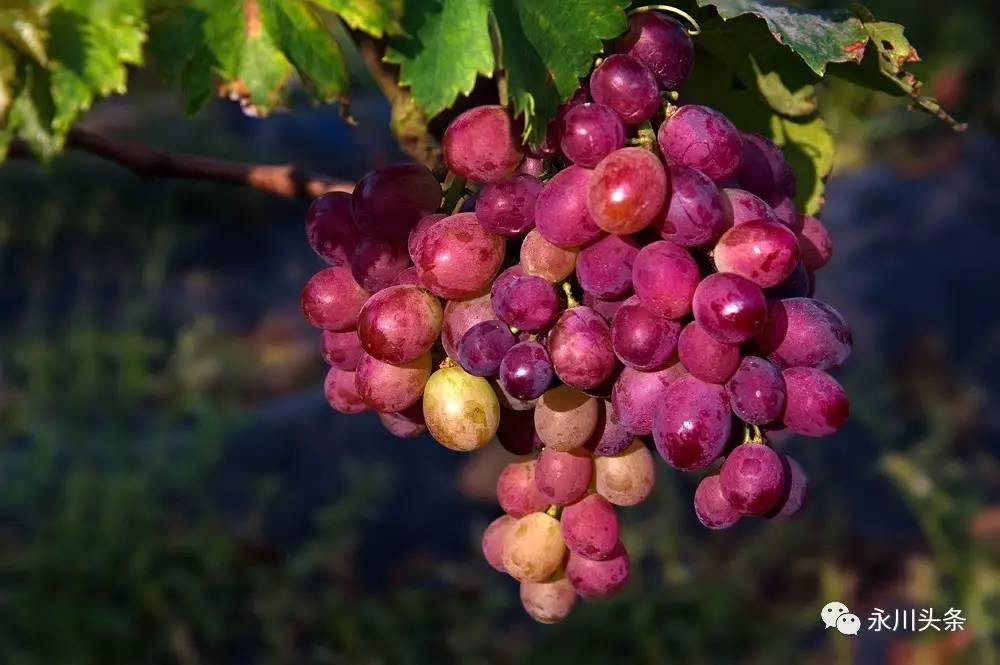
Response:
[[259, 0, 348, 102], [384, 0, 494, 118], [309, 0, 404, 37], [4, 60, 59, 159], [0, 2, 50, 64], [0, 43, 18, 121]]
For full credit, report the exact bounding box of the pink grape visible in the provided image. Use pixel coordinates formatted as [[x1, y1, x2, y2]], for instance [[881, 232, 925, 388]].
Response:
[[520, 575, 577, 624], [475, 174, 543, 236], [589, 54, 659, 124], [482, 514, 515, 572], [324, 367, 367, 414], [658, 105, 742, 182], [357, 285, 442, 365], [772, 197, 801, 231], [769, 455, 809, 519], [677, 320, 741, 383], [797, 215, 833, 270], [497, 460, 550, 517], [693, 474, 741, 529], [320, 329, 363, 370], [411, 212, 506, 299], [736, 133, 796, 202], [725, 356, 786, 425], [632, 240, 701, 319], [560, 103, 626, 168], [548, 307, 617, 390], [534, 165, 605, 248], [489, 265, 524, 314], [350, 236, 411, 292], [565, 543, 630, 598], [441, 293, 495, 360], [615, 11, 694, 89], [499, 341, 554, 401], [305, 191, 360, 265], [719, 443, 788, 516], [587, 147, 668, 234], [457, 320, 516, 377], [520, 228, 578, 282], [352, 163, 441, 239], [611, 296, 680, 371], [378, 403, 426, 438], [495, 407, 542, 455], [442, 105, 524, 183], [611, 364, 685, 436], [781, 367, 849, 437], [355, 351, 430, 412], [755, 298, 852, 371], [692, 272, 767, 344], [561, 493, 619, 560], [586, 400, 633, 457], [493, 275, 561, 332], [722, 188, 780, 226], [654, 164, 729, 247], [391, 266, 421, 287], [576, 234, 640, 299], [407, 213, 446, 260], [713, 220, 800, 288], [652, 375, 731, 470], [534, 448, 593, 505], [301, 266, 371, 331]]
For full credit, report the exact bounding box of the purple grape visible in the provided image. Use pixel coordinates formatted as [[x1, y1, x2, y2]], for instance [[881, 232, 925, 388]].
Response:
[[756, 298, 852, 371], [658, 105, 742, 182], [565, 542, 630, 598], [587, 147, 668, 234], [560, 103, 626, 168], [713, 220, 800, 288], [441, 293, 495, 360], [769, 455, 809, 519], [583, 293, 628, 323], [350, 236, 411, 292], [458, 320, 516, 377], [499, 341, 554, 401], [632, 240, 701, 319], [495, 408, 543, 455], [691, 272, 767, 344], [411, 212, 506, 299], [475, 174, 543, 236], [305, 191, 360, 265], [378, 403, 426, 438], [586, 400, 633, 456], [781, 367, 849, 437], [534, 448, 593, 505], [357, 284, 443, 365], [677, 320, 741, 384], [548, 307, 617, 390], [735, 132, 796, 203], [590, 54, 659, 124], [772, 196, 801, 231], [534, 165, 605, 248], [765, 261, 811, 299], [320, 329, 363, 371], [561, 493, 619, 560], [615, 11, 694, 89], [301, 266, 371, 331], [493, 275, 561, 332], [352, 163, 442, 239], [719, 443, 788, 516], [611, 363, 685, 436], [693, 474, 741, 529], [611, 296, 680, 371], [726, 356, 786, 425], [722, 188, 780, 226], [797, 215, 833, 271], [652, 375, 731, 470], [324, 367, 367, 414], [497, 460, 550, 517], [442, 105, 524, 183], [654, 164, 729, 247], [576, 234, 640, 300]]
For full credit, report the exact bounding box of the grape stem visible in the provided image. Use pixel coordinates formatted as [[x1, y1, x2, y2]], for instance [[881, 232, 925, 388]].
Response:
[[561, 281, 580, 308], [630, 121, 658, 152], [545, 504, 562, 519], [627, 4, 702, 36], [441, 174, 468, 214], [743, 423, 766, 445]]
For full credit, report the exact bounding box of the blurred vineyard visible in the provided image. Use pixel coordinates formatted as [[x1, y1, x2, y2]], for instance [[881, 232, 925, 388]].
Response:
[[0, 0, 997, 662]]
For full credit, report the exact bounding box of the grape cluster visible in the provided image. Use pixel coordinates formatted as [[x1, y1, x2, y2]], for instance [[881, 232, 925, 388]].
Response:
[[301, 9, 850, 624]]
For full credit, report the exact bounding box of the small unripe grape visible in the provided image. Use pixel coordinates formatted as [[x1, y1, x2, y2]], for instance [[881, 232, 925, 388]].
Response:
[[482, 514, 515, 572], [520, 228, 579, 282], [534, 386, 600, 451], [593, 439, 655, 506], [520, 572, 577, 623], [423, 366, 500, 451], [502, 512, 566, 582]]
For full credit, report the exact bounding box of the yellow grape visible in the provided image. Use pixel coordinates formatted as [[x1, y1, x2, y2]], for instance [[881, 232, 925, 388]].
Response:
[[520, 570, 577, 623], [594, 438, 655, 506], [423, 366, 500, 451], [502, 512, 566, 582], [534, 385, 599, 451]]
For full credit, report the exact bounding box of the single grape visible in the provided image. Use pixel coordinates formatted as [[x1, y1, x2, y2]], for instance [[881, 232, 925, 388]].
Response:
[[693, 474, 741, 529], [654, 165, 729, 247], [352, 163, 441, 239], [378, 404, 426, 438], [765, 260, 812, 299], [677, 320, 741, 384], [499, 341, 554, 401], [324, 367, 367, 414], [411, 212, 506, 299], [408, 213, 447, 260], [781, 367, 849, 437], [561, 493, 619, 560], [497, 460, 551, 517], [632, 240, 701, 319], [658, 105, 742, 182], [355, 351, 431, 412], [565, 543, 630, 598], [441, 293, 495, 361], [534, 386, 600, 451], [769, 455, 809, 519], [357, 284, 443, 365], [535, 165, 605, 248], [719, 443, 788, 516], [493, 275, 561, 332], [797, 215, 833, 271], [713, 220, 800, 288], [520, 228, 579, 282], [589, 54, 659, 124], [301, 266, 371, 331], [611, 296, 680, 371], [443, 105, 524, 183], [611, 363, 685, 435], [772, 197, 801, 231], [587, 147, 668, 234], [735, 133, 796, 203], [615, 11, 694, 89], [593, 439, 655, 506], [586, 400, 634, 457], [495, 407, 542, 455], [560, 103, 626, 168], [652, 375, 731, 470], [576, 234, 640, 300], [422, 366, 500, 451], [349, 236, 410, 292], [535, 448, 593, 506], [725, 356, 786, 425], [583, 293, 628, 323], [502, 512, 566, 583], [320, 329, 363, 371], [722, 188, 781, 226], [521, 572, 577, 624], [482, 514, 515, 572], [548, 307, 617, 390], [755, 298, 852, 370], [305, 191, 360, 265], [692, 272, 768, 344], [457, 320, 516, 377], [475, 174, 543, 236]]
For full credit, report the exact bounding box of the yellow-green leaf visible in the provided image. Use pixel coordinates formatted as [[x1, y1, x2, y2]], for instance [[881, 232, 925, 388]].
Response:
[[309, 0, 404, 37], [260, 0, 348, 102]]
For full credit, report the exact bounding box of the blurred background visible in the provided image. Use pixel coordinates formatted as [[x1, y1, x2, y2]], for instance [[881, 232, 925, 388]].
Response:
[[0, 0, 997, 663]]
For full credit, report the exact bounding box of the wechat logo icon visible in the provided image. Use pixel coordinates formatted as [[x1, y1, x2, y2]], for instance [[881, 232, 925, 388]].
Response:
[[822, 601, 861, 635]]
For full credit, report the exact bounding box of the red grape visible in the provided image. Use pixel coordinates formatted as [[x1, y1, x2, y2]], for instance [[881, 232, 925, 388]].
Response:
[[534, 448, 593, 505], [324, 367, 367, 414], [769, 455, 809, 519], [722, 187, 780, 226], [560, 103, 626, 168], [658, 105, 742, 182], [611, 363, 685, 436], [586, 400, 634, 457], [457, 320, 516, 377], [797, 215, 833, 270], [499, 341, 554, 401], [652, 375, 731, 470], [411, 212, 506, 299], [655, 164, 729, 247], [548, 307, 617, 390], [677, 320, 741, 383], [520, 228, 578, 282], [441, 293, 495, 360], [781, 367, 849, 437], [492, 275, 560, 332], [565, 543, 630, 598], [756, 298, 852, 370], [632, 240, 700, 319], [475, 174, 542, 236], [719, 443, 788, 516], [442, 105, 524, 183], [590, 54, 659, 124], [497, 460, 550, 517], [576, 234, 640, 299], [713, 220, 800, 288], [611, 296, 681, 371], [587, 147, 668, 234], [615, 11, 694, 90], [534, 165, 605, 248], [378, 403, 426, 438], [320, 329, 363, 371], [305, 191, 360, 265], [357, 284, 442, 365], [482, 514, 515, 572], [301, 266, 370, 331], [692, 272, 767, 344], [355, 351, 430, 412], [349, 236, 410, 292], [693, 474, 741, 529], [352, 163, 441, 239], [561, 493, 619, 560], [725, 356, 786, 425]]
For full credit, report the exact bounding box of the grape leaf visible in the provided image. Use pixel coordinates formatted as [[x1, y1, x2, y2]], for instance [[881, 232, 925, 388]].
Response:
[[309, 0, 404, 38], [0, 2, 50, 64], [2, 60, 59, 159], [384, 0, 494, 118], [259, 0, 348, 103]]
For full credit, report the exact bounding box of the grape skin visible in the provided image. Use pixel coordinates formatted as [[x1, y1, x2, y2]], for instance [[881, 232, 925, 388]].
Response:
[[586, 400, 634, 457], [614, 11, 694, 90], [719, 443, 788, 516], [593, 439, 655, 506], [658, 105, 742, 182], [534, 448, 593, 506], [422, 366, 500, 451], [693, 474, 741, 529], [691, 272, 768, 344], [520, 228, 579, 282], [475, 174, 542, 237], [589, 54, 660, 124], [560, 103, 626, 168], [755, 298, 852, 371], [725, 356, 786, 425], [301, 266, 371, 331], [458, 320, 516, 377], [442, 105, 524, 183], [355, 351, 431, 412], [781, 367, 849, 437], [736, 133, 796, 204], [677, 320, 741, 384], [350, 236, 410, 292], [652, 375, 731, 471], [722, 187, 781, 226], [632, 241, 701, 320], [352, 163, 442, 240], [655, 164, 729, 247], [493, 275, 561, 332], [565, 543, 630, 598], [320, 329, 363, 371], [482, 514, 515, 572], [611, 296, 681, 371], [499, 341, 553, 401], [534, 386, 600, 451], [357, 284, 443, 365], [378, 404, 426, 438], [769, 455, 809, 519], [502, 512, 566, 583], [497, 460, 551, 517], [305, 191, 360, 265], [561, 493, 619, 560], [611, 364, 685, 436], [521, 573, 577, 624], [576, 234, 640, 300], [713, 220, 800, 288], [534, 165, 606, 249], [441, 293, 495, 361], [797, 215, 833, 271], [324, 367, 367, 414], [411, 212, 506, 299], [587, 147, 668, 235], [548, 307, 617, 390]]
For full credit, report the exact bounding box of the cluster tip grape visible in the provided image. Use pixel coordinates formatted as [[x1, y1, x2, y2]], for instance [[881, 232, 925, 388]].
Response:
[[301, 9, 850, 625]]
